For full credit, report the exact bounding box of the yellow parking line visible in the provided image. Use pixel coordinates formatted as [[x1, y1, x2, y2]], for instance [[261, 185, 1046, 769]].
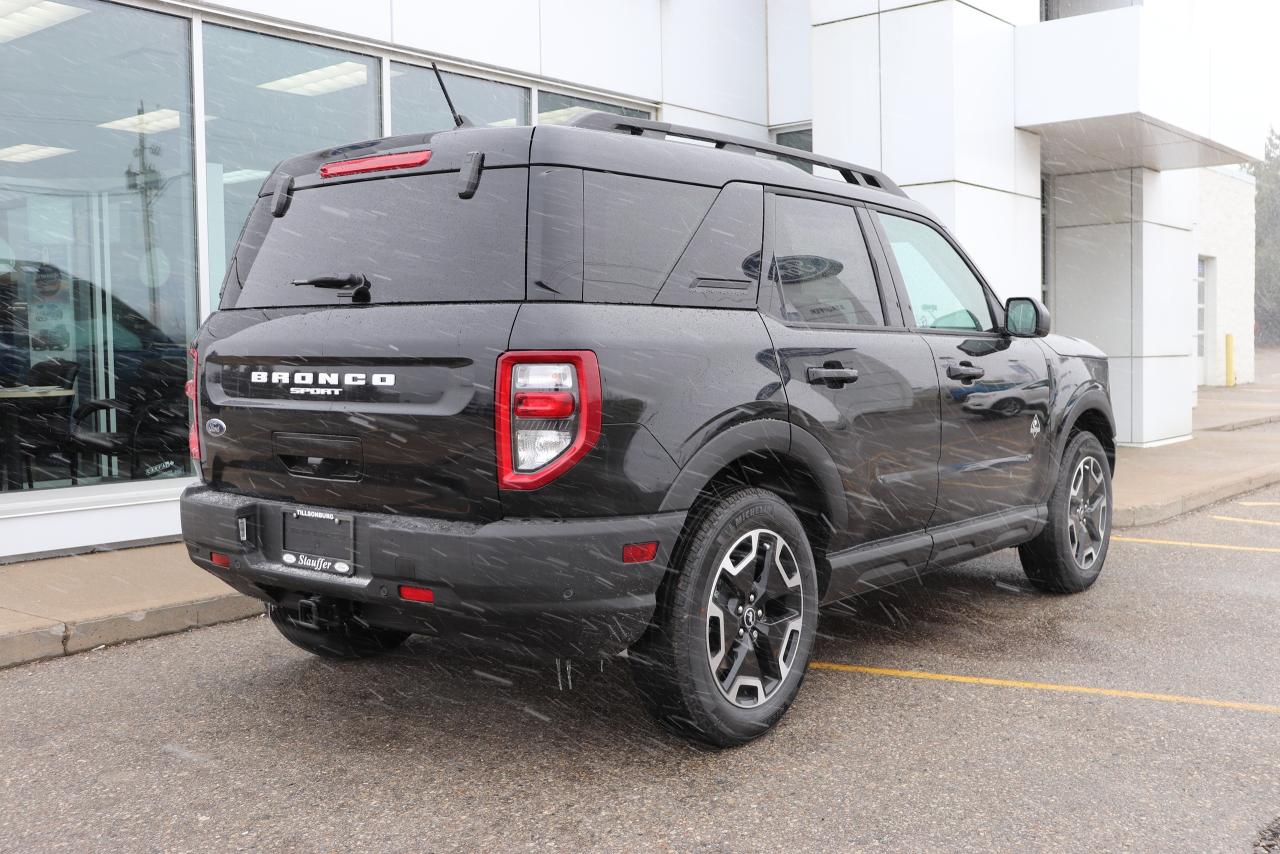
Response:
[[1112, 535, 1280, 554], [808, 662, 1280, 716], [1239, 501, 1280, 507], [1211, 515, 1280, 527]]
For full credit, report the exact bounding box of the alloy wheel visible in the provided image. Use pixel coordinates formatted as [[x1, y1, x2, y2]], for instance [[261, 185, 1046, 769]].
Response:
[[1067, 455, 1108, 570], [705, 528, 806, 708]]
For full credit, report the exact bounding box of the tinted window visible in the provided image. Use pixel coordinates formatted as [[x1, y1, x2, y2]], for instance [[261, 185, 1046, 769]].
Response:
[[877, 213, 994, 332], [770, 196, 884, 326], [230, 169, 527, 307], [583, 173, 716, 304], [655, 183, 762, 309]]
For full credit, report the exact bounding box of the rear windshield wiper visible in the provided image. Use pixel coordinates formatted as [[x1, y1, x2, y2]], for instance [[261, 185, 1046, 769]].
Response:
[[291, 273, 372, 303]]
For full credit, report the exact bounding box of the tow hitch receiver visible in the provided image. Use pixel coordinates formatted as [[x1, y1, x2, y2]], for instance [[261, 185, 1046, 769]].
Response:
[[292, 597, 342, 630]]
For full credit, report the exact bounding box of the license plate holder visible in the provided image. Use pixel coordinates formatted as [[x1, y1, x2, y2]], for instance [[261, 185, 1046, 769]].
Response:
[[281, 509, 354, 576]]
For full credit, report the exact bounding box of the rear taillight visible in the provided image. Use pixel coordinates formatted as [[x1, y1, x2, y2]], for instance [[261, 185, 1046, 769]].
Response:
[[496, 351, 601, 490], [319, 149, 431, 178], [186, 347, 201, 461]]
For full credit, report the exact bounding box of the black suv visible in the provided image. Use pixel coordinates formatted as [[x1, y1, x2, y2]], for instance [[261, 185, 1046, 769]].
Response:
[[181, 113, 1115, 746]]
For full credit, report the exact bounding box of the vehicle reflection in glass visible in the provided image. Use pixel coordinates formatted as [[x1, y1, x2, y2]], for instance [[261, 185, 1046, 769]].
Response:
[[0, 261, 189, 491]]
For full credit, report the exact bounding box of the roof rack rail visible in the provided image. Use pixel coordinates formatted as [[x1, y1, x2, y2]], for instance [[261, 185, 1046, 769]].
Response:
[[568, 111, 906, 197]]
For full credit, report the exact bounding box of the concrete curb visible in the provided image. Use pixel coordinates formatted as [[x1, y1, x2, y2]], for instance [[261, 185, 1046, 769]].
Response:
[[0, 593, 262, 671], [1114, 463, 1280, 528], [1205, 413, 1280, 433]]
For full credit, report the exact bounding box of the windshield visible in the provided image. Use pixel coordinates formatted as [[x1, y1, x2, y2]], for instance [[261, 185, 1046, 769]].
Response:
[[226, 168, 527, 307]]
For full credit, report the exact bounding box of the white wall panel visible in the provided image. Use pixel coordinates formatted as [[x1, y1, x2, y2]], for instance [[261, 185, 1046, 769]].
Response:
[[1011, 193, 1043, 300], [1014, 129, 1041, 198], [0, 497, 182, 560], [902, 182, 957, 229], [1135, 355, 1195, 442], [658, 104, 770, 141], [951, 0, 1038, 25], [1055, 222, 1134, 358], [541, 0, 662, 99], [1108, 357, 1135, 445], [1194, 167, 1257, 386], [951, 3, 1016, 192], [1139, 221, 1196, 358], [1053, 170, 1135, 228], [811, 15, 880, 167], [952, 183, 1039, 301], [767, 0, 811, 125], [810, 0, 876, 25], [210, 0, 393, 42], [391, 0, 540, 74], [879, 3, 954, 185], [661, 0, 768, 124], [1141, 167, 1197, 230], [1015, 7, 1142, 127]]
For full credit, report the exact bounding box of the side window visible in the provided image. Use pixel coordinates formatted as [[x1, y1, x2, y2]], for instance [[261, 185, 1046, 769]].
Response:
[[876, 213, 995, 332], [771, 196, 884, 327], [582, 173, 716, 304]]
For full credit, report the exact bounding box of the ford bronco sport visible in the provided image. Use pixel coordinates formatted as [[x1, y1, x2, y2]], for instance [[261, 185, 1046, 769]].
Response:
[[181, 112, 1115, 746]]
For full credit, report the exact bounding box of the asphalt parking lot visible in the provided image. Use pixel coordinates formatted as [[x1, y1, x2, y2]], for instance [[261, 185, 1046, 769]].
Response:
[[3, 486, 1280, 853]]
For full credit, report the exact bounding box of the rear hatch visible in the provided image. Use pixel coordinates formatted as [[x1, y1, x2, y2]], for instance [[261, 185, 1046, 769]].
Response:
[[197, 128, 531, 521]]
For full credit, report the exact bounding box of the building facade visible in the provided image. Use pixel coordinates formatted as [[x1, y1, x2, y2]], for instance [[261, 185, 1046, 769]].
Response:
[[0, 0, 1262, 559]]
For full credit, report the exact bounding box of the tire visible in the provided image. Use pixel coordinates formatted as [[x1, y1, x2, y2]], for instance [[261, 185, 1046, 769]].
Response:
[[629, 487, 820, 747], [267, 604, 410, 659], [993, 397, 1024, 417], [1019, 431, 1112, 593]]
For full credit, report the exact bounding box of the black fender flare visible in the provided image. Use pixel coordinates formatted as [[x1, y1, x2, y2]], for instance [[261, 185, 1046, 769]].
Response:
[[658, 419, 848, 533], [1052, 385, 1116, 477]]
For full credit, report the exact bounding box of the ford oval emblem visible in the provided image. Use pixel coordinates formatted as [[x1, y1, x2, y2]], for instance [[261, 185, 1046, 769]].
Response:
[[205, 418, 227, 437]]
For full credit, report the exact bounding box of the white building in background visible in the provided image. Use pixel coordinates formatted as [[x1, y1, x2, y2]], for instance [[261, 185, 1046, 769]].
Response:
[[804, 0, 1261, 446], [0, 0, 1263, 559]]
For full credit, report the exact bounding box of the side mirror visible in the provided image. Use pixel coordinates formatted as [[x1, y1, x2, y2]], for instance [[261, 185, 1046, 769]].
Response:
[[1005, 296, 1050, 338]]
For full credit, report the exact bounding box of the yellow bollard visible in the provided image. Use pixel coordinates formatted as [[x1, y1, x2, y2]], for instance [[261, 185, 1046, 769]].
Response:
[[1225, 334, 1235, 388]]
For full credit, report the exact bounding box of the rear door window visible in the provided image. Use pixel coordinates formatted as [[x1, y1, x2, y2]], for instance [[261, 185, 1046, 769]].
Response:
[[227, 168, 528, 308], [769, 195, 885, 327]]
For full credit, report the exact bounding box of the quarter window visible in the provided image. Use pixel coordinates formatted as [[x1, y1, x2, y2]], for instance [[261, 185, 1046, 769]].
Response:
[[770, 196, 884, 327], [877, 213, 995, 332]]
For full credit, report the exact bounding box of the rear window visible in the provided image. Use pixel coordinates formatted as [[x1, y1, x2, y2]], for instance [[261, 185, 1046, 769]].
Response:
[[226, 168, 527, 308]]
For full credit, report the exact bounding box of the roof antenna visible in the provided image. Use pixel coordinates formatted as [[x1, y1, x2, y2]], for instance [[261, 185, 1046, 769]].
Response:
[[431, 62, 469, 128]]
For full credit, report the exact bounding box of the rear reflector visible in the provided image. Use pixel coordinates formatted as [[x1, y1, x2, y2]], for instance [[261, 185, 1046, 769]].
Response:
[[210, 551, 231, 568], [513, 391, 576, 419], [622, 541, 658, 564], [398, 585, 435, 604], [320, 149, 431, 178]]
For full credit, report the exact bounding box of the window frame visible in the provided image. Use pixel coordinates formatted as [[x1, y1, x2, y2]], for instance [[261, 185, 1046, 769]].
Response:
[[863, 203, 1007, 338], [760, 188, 905, 332]]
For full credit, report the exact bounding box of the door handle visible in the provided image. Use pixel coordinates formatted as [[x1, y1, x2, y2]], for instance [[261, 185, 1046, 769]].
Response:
[[946, 361, 985, 383], [806, 363, 859, 389]]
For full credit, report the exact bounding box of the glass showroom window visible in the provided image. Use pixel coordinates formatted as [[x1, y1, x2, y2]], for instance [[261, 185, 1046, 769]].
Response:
[[390, 63, 530, 134], [537, 92, 649, 125], [774, 127, 813, 174], [0, 0, 197, 493], [202, 25, 380, 304]]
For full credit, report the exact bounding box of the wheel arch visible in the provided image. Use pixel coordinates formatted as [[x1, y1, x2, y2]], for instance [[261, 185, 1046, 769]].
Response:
[[1057, 389, 1116, 473], [660, 419, 846, 598]]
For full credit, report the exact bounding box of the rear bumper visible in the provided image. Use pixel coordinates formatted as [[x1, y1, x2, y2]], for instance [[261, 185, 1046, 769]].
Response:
[[180, 485, 685, 658]]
